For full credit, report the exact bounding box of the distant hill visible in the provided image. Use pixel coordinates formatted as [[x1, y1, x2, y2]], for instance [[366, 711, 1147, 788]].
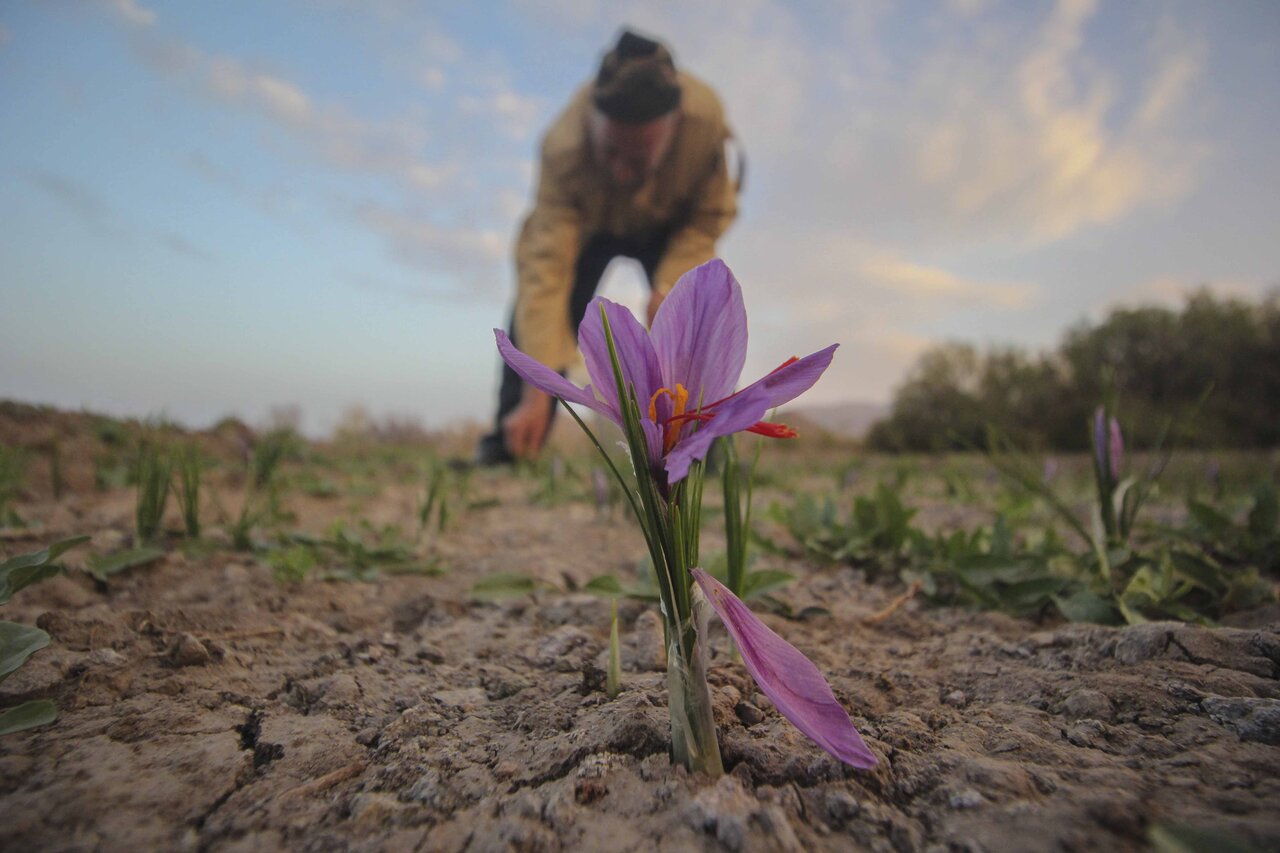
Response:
[[787, 401, 888, 440]]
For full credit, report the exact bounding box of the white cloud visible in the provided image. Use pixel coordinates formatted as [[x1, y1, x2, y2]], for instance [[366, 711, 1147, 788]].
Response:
[[108, 3, 449, 200], [92, 0, 1222, 412], [860, 255, 1035, 309], [158, 232, 216, 262], [458, 87, 545, 142], [196, 56, 440, 185], [29, 171, 111, 225], [1100, 276, 1266, 314], [624, 0, 1206, 253], [207, 58, 311, 124], [945, 0, 995, 17], [420, 67, 446, 90], [110, 0, 156, 28], [353, 202, 508, 297], [497, 189, 527, 220], [713, 228, 1041, 402], [421, 30, 463, 65]]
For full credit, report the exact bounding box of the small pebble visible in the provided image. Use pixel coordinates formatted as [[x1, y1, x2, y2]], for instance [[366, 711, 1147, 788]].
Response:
[[949, 789, 987, 809], [168, 633, 211, 667], [735, 702, 766, 727], [1063, 688, 1114, 721], [88, 648, 127, 668], [416, 643, 446, 664], [825, 790, 861, 823]]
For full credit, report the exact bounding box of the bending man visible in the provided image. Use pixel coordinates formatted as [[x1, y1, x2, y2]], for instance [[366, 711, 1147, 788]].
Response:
[[477, 29, 741, 464]]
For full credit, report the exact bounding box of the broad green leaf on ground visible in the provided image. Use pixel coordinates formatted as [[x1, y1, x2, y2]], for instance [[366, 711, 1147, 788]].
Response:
[[1149, 822, 1255, 853], [470, 572, 539, 600], [582, 573, 660, 602], [1167, 551, 1225, 593], [1247, 482, 1277, 538], [1186, 501, 1232, 538], [381, 559, 447, 577], [741, 569, 796, 600], [0, 621, 50, 682], [759, 594, 831, 621], [88, 546, 166, 581], [0, 699, 56, 735], [996, 576, 1072, 613], [583, 575, 625, 597], [0, 535, 90, 604], [1053, 590, 1120, 624], [950, 554, 1051, 586]]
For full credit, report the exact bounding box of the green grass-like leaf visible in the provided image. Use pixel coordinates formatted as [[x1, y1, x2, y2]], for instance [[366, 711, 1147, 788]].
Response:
[[470, 571, 539, 600], [88, 546, 166, 581], [134, 442, 172, 544], [173, 443, 203, 539], [0, 535, 90, 604], [0, 700, 57, 735], [0, 620, 50, 683], [741, 569, 796, 600]]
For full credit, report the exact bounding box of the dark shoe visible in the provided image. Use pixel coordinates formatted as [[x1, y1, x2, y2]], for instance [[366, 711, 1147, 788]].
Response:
[[473, 433, 515, 468]]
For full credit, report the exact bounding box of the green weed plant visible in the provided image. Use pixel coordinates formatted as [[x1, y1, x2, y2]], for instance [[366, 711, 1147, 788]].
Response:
[[134, 441, 171, 544], [173, 443, 203, 539], [0, 447, 28, 528], [0, 536, 88, 735]]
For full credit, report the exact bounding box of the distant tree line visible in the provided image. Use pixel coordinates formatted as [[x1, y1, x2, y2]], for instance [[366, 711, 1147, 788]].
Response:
[[866, 290, 1280, 451]]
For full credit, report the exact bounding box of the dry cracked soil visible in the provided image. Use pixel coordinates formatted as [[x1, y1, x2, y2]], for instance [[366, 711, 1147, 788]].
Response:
[[1, 449, 1279, 852]]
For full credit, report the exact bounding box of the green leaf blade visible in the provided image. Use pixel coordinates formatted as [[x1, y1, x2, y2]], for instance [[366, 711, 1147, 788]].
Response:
[[0, 700, 57, 735], [0, 621, 51, 683]]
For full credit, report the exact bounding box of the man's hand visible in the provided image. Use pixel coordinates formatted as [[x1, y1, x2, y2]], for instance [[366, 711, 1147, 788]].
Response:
[[647, 289, 667, 326], [503, 388, 554, 460]]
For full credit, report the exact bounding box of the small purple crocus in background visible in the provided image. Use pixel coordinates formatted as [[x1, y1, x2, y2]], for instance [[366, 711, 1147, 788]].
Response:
[[1092, 407, 1123, 481], [591, 467, 610, 511], [495, 259, 874, 775], [1108, 418, 1124, 480], [1205, 458, 1221, 492], [1042, 456, 1060, 485]]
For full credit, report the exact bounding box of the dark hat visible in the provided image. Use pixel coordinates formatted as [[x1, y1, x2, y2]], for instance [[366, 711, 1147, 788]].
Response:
[[592, 29, 682, 123]]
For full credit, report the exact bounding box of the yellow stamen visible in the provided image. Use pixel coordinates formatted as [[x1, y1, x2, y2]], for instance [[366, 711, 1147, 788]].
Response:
[[647, 384, 693, 453], [673, 383, 689, 417], [648, 387, 673, 423]]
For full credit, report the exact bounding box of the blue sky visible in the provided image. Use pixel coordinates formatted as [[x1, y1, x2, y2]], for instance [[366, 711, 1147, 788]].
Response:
[[2, 0, 1278, 435]]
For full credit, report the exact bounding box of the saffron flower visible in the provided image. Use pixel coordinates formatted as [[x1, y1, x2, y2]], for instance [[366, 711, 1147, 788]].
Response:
[[495, 260, 837, 485], [493, 258, 867, 776], [693, 569, 878, 768], [1092, 407, 1123, 481]]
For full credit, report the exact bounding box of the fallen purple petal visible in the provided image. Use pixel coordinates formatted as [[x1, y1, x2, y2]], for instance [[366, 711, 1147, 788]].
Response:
[[692, 569, 878, 769]]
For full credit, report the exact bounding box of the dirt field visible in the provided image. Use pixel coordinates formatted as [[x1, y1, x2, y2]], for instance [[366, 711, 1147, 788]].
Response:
[[1, 406, 1277, 851]]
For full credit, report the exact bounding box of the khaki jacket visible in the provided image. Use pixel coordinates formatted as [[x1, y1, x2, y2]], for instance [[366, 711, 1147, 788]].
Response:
[[513, 71, 738, 371]]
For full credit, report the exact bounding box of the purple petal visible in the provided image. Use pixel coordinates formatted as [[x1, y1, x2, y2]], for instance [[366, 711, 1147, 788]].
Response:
[[651, 260, 747, 407], [691, 569, 878, 769], [639, 417, 665, 472], [736, 343, 839, 410], [494, 330, 611, 417], [1092, 407, 1107, 475], [1107, 417, 1124, 480], [663, 386, 771, 485], [578, 298, 664, 421]]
